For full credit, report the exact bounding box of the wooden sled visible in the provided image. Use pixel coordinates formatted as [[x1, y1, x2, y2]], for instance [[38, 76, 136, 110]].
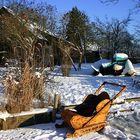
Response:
[[59, 82, 127, 138]]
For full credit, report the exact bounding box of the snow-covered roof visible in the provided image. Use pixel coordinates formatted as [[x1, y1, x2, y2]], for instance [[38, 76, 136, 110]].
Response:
[[86, 44, 113, 53], [0, 6, 15, 16], [87, 44, 99, 51], [0, 6, 76, 47]]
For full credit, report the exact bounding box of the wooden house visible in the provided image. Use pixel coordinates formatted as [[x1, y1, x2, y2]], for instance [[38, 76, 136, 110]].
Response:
[[0, 6, 78, 75]]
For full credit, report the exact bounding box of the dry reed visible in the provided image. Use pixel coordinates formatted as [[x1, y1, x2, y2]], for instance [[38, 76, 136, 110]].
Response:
[[3, 33, 48, 113], [4, 61, 46, 113]]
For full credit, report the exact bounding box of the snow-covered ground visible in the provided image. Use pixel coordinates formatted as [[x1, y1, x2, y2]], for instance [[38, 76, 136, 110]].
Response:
[[0, 63, 140, 140]]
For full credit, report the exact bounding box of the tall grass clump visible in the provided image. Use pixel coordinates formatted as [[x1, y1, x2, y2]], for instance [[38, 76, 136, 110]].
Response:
[[3, 36, 48, 113]]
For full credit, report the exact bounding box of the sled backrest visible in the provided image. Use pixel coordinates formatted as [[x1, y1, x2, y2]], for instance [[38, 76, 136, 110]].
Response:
[[96, 91, 110, 112], [84, 98, 111, 127], [86, 84, 127, 126], [96, 99, 110, 112], [98, 91, 110, 101]]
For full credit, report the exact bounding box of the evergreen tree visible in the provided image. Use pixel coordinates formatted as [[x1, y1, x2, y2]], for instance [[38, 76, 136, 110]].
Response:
[[61, 7, 91, 65], [65, 7, 90, 47]]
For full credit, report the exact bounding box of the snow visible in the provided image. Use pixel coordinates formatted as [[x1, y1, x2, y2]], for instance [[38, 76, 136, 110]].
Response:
[[91, 59, 111, 71], [0, 62, 140, 139], [2, 6, 15, 16], [113, 53, 128, 60]]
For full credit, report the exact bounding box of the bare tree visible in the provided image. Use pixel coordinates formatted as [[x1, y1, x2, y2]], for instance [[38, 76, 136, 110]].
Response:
[[100, 0, 140, 11], [91, 15, 131, 58], [100, 0, 119, 4]]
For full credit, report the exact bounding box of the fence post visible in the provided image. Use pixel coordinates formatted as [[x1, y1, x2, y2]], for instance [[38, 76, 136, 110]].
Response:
[[52, 94, 61, 122]]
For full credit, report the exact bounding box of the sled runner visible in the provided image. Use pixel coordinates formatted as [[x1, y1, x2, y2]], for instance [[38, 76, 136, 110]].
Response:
[[56, 82, 127, 138]]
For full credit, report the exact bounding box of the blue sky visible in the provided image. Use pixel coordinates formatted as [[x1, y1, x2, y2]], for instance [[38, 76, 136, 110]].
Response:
[[39, 0, 139, 34], [44, 0, 134, 21], [2, 0, 139, 33]]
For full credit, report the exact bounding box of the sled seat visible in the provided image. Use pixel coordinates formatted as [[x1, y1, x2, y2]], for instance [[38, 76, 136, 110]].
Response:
[[61, 92, 111, 138]]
